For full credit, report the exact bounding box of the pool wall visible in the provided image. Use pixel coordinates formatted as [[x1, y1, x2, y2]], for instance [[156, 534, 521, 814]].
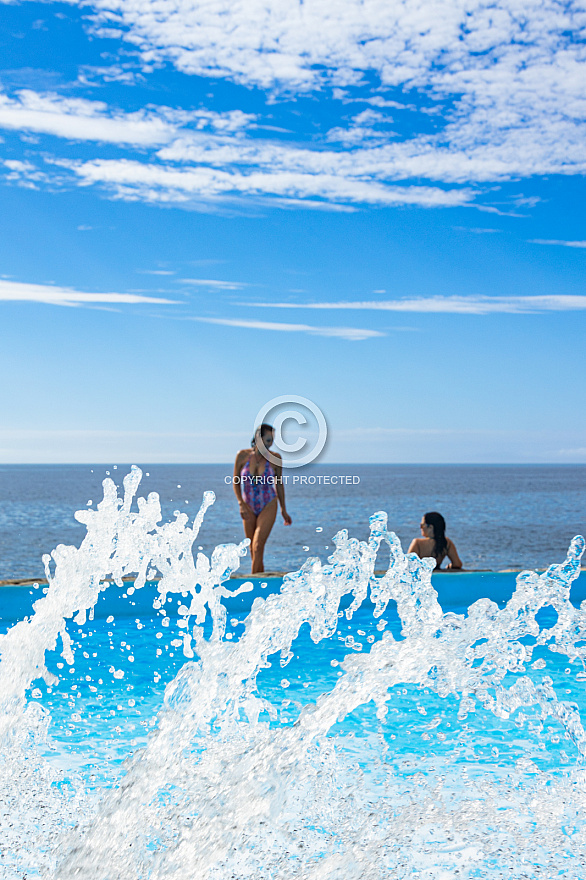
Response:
[[2, 570, 585, 626]]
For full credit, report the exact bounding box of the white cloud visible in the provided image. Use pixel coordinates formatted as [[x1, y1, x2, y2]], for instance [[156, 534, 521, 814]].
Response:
[[0, 89, 255, 145], [138, 269, 176, 275], [530, 239, 586, 249], [159, 120, 586, 186], [2, 0, 586, 210], [81, 0, 586, 99], [84, 0, 586, 191], [244, 294, 586, 315], [178, 278, 247, 289], [2, 157, 51, 188], [558, 447, 586, 456], [0, 90, 173, 145], [0, 279, 178, 306], [191, 316, 383, 341], [55, 157, 472, 208]]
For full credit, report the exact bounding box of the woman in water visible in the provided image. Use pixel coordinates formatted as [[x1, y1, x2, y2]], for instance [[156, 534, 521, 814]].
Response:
[[233, 423, 292, 573], [408, 511, 462, 570]]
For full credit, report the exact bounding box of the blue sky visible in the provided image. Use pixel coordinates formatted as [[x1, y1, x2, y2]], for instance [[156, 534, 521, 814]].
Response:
[[0, 0, 585, 463]]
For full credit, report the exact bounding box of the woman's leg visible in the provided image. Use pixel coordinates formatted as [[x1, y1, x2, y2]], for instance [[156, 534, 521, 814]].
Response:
[[242, 509, 257, 568], [251, 498, 278, 573]]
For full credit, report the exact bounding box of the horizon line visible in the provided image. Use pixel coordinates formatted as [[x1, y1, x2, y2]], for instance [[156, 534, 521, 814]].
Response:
[[1, 461, 585, 468]]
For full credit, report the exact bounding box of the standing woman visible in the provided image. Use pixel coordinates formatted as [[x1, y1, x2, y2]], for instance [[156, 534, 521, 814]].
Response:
[[408, 511, 462, 570], [233, 423, 292, 573]]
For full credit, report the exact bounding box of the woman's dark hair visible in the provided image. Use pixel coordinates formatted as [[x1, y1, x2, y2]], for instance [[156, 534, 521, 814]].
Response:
[[424, 511, 447, 561], [251, 423, 274, 447]]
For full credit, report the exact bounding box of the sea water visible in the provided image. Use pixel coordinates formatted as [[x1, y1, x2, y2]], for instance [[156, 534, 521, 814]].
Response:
[[1, 466, 586, 878], [1, 463, 585, 578]]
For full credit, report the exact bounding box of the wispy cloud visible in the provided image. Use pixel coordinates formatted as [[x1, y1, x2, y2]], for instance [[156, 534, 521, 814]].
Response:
[[0, 279, 178, 307], [243, 295, 586, 315], [558, 447, 586, 457], [138, 269, 176, 275], [191, 316, 383, 341], [178, 278, 248, 290], [530, 240, 586, 249], [2, 158, 52, 189], [0, 90, 173, 145], [0, 90, 254, 145], [50, 157, 472, 209]]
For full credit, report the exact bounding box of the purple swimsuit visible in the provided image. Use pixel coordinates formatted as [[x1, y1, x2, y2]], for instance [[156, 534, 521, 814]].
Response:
[[241, 456, 277, 515]]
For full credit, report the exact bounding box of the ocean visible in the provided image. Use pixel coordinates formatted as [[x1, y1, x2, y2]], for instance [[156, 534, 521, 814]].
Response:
[[0, 463, 585, 580]]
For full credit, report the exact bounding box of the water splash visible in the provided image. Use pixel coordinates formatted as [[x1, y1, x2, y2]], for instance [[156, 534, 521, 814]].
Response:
[[1, 467, 586, 879]]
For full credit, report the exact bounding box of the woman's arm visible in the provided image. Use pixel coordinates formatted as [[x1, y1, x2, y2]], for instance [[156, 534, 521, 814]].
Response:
[[408, 538, 421, 556], [273, 456, 292, 525], [234, 450, 253, 519], [446, 538, 463, 570]]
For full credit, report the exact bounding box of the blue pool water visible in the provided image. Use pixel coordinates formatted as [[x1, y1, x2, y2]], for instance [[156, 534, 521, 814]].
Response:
[[1, 467, 586, 878], [2, 571, 585, 781], [1, 572, 585, 774]]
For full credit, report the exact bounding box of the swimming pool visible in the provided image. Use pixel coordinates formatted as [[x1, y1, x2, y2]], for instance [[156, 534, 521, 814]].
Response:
[[1, 466, 586, 879]]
